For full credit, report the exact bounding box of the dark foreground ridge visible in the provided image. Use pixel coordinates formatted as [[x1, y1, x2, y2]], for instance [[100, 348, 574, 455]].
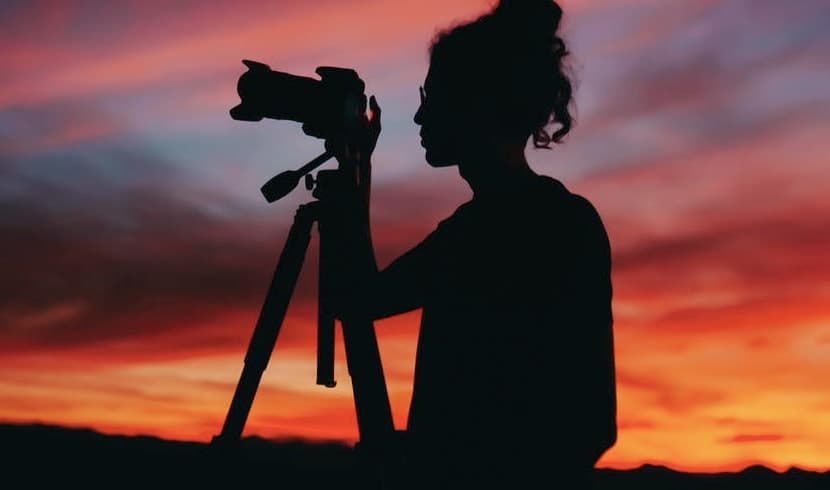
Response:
[[2, 423, 827, 489]]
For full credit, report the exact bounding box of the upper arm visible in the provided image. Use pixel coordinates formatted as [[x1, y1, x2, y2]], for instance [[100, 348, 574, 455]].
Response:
[[568, 195, 612, 304], [565, 194, 617, 458]]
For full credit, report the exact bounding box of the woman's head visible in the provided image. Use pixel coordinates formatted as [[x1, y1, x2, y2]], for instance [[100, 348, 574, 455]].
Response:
[[415, 0, 574, 167]]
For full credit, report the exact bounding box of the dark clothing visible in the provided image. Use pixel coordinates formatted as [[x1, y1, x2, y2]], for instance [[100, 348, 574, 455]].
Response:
[[371, 174, 616, 488]]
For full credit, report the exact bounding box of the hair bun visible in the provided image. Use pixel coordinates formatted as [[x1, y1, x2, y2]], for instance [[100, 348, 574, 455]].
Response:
[[493, 0, 563, 36]]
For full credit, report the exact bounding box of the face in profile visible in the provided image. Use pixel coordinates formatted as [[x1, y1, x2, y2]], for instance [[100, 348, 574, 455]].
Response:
[[414, 67, 464, 168], [415, 64, 506, 169]]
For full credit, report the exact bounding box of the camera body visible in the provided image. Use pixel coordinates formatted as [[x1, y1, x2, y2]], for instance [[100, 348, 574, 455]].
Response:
[[230, 60, 367, 140]]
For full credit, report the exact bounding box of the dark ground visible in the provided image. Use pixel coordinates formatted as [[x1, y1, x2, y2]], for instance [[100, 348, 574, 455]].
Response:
[[2, 423, 827, 489]]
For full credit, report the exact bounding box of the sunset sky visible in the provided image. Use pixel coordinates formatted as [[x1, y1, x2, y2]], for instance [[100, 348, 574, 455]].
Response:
[[1, 0, 829, 474]]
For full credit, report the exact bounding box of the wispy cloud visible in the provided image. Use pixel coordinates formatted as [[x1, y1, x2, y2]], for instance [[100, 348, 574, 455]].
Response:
[[725, 434, 786, 444]]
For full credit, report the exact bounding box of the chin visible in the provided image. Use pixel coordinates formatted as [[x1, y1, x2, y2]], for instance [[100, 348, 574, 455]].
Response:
[[424, 148, 457, 168]]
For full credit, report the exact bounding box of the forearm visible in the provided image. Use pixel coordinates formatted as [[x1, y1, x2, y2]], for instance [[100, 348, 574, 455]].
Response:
[[327, 158, 381, 320], [330, 180, 426, 320]]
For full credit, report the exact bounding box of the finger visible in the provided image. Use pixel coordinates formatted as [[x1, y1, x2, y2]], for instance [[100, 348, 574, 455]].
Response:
[[368, 95, 381, 138], [369, 95, 381, 123]]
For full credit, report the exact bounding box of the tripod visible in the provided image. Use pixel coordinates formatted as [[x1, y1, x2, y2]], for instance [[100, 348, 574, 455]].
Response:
[[211, 153, 400, 486]]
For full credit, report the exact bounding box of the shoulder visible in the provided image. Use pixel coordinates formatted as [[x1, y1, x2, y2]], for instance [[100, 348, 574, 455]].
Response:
[[568, 193, 612, 268], [538, 176, 611, 253], [538, 176, 604, 225], [569, 193, 606, 233], [534, 176, 594, 216]]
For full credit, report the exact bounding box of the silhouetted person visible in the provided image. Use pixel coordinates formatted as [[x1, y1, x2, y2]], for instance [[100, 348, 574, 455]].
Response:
[[329, 1, 616, 488]]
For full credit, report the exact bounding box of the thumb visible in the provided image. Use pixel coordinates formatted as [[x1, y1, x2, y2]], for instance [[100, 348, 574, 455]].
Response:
[[368, 95, 381, 125]]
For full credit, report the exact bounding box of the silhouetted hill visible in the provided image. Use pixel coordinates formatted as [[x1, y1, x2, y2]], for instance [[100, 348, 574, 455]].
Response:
[[1, 423, 827, 489]]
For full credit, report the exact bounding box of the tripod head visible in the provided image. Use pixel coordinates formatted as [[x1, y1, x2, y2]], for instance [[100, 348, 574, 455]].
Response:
[[259, 151, 334, 203]]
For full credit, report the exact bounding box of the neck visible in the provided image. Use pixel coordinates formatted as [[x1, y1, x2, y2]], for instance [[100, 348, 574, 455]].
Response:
[[458, 144, 536, 198]]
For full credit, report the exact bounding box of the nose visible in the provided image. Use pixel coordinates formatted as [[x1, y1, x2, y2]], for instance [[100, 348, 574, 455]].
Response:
[[414, 102, 424, 126]]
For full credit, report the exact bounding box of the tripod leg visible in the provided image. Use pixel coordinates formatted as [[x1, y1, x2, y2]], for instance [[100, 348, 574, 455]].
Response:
[[316, 216, 337, 388], [212, 203, 318, 445], [340, 311, 401, 490], [315, 196, 395, 455]]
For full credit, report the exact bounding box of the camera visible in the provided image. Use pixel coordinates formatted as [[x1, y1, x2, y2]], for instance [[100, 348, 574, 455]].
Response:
[[230, 60, 367, 140]]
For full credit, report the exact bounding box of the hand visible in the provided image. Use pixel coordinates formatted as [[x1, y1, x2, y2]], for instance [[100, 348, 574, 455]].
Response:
[[325, 95, 381, 203], [325, 95, 381, 165]]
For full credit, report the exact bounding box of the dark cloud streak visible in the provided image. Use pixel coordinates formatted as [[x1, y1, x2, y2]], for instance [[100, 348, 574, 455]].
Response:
[[0, 143, 463, 360]]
